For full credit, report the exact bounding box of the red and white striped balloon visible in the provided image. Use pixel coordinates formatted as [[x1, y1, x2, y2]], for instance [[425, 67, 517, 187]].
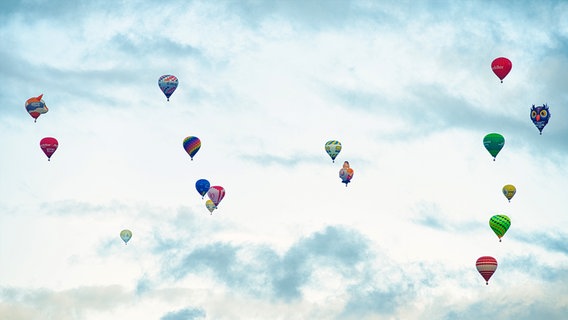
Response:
[[207, 186, 226, 207], [476, 256, 498, 285]]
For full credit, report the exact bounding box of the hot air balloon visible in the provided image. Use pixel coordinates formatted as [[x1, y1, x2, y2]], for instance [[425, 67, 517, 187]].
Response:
[[489, 215, 511, 242], [158, 75, 178, 101], [483, 133, 504, 161], [183, 136, 201, 160], [196, 179, 210, 199], [476, 256, 498, 285], [25, 94, 48, 122], [530, 104, 550, 135], [339, 161, 354, 186], [120, 229, 132, 245], [205, 199, 216, 214], [207, 186, 225, 208], [491, 57, 512, 83], [40, 137, 58, 161], [502, 184, 516, 202], [325, 140, 342, 163]]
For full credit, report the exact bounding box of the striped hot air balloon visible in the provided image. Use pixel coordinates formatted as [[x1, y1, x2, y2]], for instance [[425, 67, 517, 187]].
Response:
[[325, 140, 341, 163], [183, 136, 201, 160], [476, 256, 498, 285]]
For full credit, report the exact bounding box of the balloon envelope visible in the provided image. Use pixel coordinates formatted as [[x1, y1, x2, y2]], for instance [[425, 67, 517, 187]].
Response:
[[207, 186, 225, 207], [339, 161, 354, 186], [40, 137, 58, 161], [483, 133, 504, 160], [158, 75, 178, 101], [183, 136, 201, 160], [502, 184, 516, 202], [476, 256, 498, 285], [120, 229, 132, 244], [25, 94, 48, 122], [205, 199, 216, 214], [196, 179, 210, 198], [325, 140, 342, 162], [489, 215, 511, 241], [491, 57, 512, 83], [530, 104, 550, 135]]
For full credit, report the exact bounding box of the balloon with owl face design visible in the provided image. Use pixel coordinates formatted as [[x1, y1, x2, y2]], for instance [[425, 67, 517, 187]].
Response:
[[530, 104, 550, 135]]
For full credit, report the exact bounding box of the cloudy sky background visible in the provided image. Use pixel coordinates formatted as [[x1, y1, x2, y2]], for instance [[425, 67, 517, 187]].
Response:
[[1, 1, 568, 319]]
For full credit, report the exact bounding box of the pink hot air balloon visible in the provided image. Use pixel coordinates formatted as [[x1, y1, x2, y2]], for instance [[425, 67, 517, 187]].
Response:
[[476, 256, 498, 285], [491, 57, 512, 83], [207, 186, 226, 208], [40, 137, 58, 161]]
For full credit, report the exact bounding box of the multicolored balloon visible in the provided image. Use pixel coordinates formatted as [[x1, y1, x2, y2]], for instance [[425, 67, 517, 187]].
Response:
[[120, 229, 132, 245], [476, 256, 498, 285], [489, 215, 511, 242], [205, 199, 216, 214], [530, 104, 550, 135], [183, 136, 201, 160], [196, 179, 210, 199], [339, 161, 354, 187], [25, 94, 48, 122], [158, 75, 178, 101], [502, 184, 516, 202], [40, 137, 58, 161], [483, 133, 505, 161], [491, 57, 512, 83], [207, 186, 226, 207], [325, 140, 342, 163]]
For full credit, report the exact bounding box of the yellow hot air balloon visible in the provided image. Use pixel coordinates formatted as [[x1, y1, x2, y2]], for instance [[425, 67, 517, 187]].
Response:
[[502, 184, 516, 202], [205, 199, 216, 215]]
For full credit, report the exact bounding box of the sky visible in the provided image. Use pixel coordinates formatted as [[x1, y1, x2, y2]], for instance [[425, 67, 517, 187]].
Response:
[[1, 1, 568, 319]]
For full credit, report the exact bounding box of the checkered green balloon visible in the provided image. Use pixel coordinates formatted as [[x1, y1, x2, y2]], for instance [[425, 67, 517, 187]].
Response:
[[489, 215, 510, 242]]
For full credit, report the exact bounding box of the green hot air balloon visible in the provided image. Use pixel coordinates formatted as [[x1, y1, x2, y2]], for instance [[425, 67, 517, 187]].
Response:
[[483, 133, 505, 161], [489, 215, 510, 242]]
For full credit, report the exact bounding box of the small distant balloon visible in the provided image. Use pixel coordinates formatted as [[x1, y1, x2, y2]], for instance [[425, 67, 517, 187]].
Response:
[[25, 94, 48, 122], [207, 186, 225, 207], [491, 57, 512, 83], [183, 136, 201, 160], [483, 133, 504, 161], [339, 161, 354, 187], [325, 140, 342, 163], [158, 75, 178, 101], [205, 199, 216, 214], [196, 179, 210, 199], [120, 229, 132, 245], [40, 137, 58, 161], [489, 215, 511, 242], [502, 184, 516, 202], [530, 104, 550, 135], [476, 256, 498, 285]]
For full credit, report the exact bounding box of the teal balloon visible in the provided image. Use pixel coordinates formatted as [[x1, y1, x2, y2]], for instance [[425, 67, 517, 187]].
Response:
[[120, 229, 132, 245], [483, 133, 505, 161]]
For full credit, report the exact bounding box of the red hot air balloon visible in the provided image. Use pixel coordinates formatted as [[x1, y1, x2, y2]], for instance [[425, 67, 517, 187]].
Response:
[[40, 137, 58, 161], [491, 57, 512, 83], [476, 256, 498, 285], [207, 186, 226, 208]]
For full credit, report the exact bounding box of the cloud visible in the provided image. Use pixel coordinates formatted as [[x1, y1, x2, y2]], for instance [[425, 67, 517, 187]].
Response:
[[0, 286, 128, 320], [161, 307, 206, 320], [163, 226, 371, 301]]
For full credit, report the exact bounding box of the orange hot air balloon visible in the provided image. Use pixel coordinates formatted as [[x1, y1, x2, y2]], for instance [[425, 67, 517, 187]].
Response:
[[339, 161, 354, 186], [25, 94, 48, 122]]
